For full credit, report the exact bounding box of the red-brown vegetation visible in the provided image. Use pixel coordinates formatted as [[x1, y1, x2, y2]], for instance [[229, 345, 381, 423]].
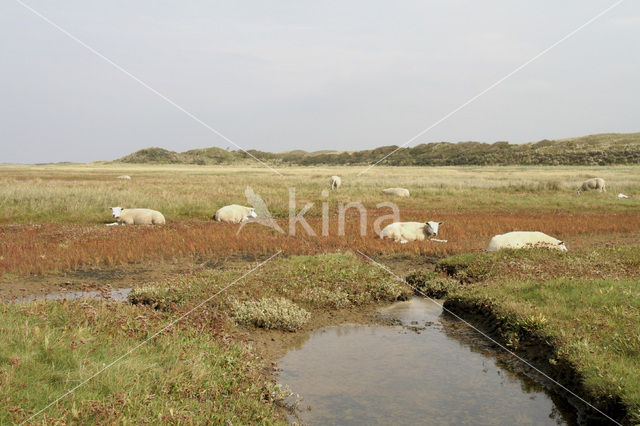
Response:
[[1, 210, 639, 276]]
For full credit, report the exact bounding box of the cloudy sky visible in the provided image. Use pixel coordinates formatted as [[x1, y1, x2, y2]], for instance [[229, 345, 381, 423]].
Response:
[[1, 1, 638, 163]]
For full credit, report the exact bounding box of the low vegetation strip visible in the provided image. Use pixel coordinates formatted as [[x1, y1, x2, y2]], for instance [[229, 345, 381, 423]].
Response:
[[0, 253, 410, 423], [127, 253, 411, 314], [117, 132, 640, 166], [433, 247, 640, 423]]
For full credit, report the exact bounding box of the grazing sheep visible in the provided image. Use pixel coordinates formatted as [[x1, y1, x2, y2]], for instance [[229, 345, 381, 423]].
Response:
[[108, 207, 165, 226], [214, 204, 257, 224], [487, 231, 567, 252], [329, 175, 342, 190], [379, 221, 443, 244], [577, 177, 606, 194], [381, 187, 410, 197], [618, 193, 630, 199], [117, 175, 131, 180]]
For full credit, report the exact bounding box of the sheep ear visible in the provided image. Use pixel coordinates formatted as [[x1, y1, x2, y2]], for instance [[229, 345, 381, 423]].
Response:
[[438, 222, 444, 225], [558, 241, 564, 245]]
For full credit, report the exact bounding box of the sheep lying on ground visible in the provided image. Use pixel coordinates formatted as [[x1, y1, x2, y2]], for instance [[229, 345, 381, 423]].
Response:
[[214, 204, 257, 224], [379, 221, 443, 243], [577, 177, 606, 193], [487, 231, 567, 252], [330, 175, 342, 190], [117, 175, 131, 180], [381, 187, 410, 197], [108, 207, 165, 226]]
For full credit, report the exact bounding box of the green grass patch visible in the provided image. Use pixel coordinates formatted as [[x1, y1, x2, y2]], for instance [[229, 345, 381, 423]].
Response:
[[127, 253, 412, 312], [0, 301, 285, 424], [442, 247, 640, 422], [128, 285, 184, 310], [405, 271, 460, 298], [437, 246, 640, 283]]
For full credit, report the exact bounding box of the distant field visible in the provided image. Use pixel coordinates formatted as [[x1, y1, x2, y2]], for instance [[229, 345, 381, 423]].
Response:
[[1, 163, 639, 223], [1, 164, 639, 276]]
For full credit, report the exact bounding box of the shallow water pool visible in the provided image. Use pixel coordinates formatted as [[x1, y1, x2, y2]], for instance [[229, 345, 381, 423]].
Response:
[[278, 297, 575, 425]]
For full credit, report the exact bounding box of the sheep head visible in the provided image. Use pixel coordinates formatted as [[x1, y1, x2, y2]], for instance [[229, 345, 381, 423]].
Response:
[[425, 221, 444, 236], [110, 207, 123, 218]]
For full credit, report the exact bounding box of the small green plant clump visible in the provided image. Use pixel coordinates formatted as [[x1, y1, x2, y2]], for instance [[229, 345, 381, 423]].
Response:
[[266, 253, 413, 307], [231, 297, 311, 331], [298, 287, 352, 309], [435, 253, 493, 283], [128, 285, 183, 310], [405, 271, 460, 298]]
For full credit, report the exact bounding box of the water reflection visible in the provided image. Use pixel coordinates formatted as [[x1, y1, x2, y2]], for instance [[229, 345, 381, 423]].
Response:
[[278, 297, 575, 425]]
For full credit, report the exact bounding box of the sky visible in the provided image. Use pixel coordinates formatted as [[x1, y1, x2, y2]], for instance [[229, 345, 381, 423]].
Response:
[[1, 0, 639, 164]]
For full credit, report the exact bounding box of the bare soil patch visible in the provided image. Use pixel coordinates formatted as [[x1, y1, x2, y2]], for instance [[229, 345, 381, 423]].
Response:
[[0, 254, 257, 300]]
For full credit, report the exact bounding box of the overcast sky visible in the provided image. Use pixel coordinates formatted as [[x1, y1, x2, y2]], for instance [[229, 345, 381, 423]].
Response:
[[1, 1, 638, 163]]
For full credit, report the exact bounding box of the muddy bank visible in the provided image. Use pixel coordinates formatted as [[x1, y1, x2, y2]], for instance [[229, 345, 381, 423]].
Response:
[[443, 297, 629, 425], [0, 254, 263, 301]]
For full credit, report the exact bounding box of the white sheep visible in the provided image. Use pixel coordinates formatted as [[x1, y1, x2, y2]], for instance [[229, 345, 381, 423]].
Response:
[[577, 177, 606, 194], [379, 221, 443, 244], [214, 204, 257, 224], [329, 175, 342, 190], [381, 187, 410, 197], [487, 231, 567, 252], [108, 207, 165, 226], [117, 175, 131, 180]]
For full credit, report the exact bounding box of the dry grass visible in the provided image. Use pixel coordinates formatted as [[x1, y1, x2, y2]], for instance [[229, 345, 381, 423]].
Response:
[[1, 164, 640, 224]]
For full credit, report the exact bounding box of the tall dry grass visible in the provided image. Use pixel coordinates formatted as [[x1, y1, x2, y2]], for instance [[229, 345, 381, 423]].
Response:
[[1, 164, 639, 224]]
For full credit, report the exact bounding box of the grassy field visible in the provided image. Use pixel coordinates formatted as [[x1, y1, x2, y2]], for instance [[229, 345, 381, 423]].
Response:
[[1, 163, 640, 224], [1, 164, 639, 277], [1, 163, 639, 423], [434, 247, 640, 423]]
